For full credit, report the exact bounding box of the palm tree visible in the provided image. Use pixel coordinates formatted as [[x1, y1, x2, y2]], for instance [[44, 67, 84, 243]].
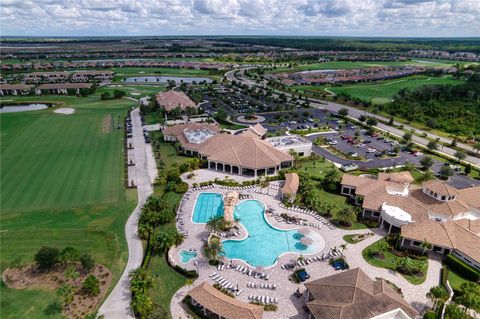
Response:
[[131, 292, 154, 318], [64, 265, 80, 289], [206, 216, 224, 235], [419, 169, 435, 182], [420, 239, 432, 255], [204, 238, 224, 262], [457, 282, 480, 314], [339, 243, 348, 254], [398, 257, 416, 275], [426, 285, 448, 310], [56, 284, 76, 311], [138, 223, 154, 241], [153, 231, 176, 253], [129, 268, 155, 295], [337, 207, 357, 227]]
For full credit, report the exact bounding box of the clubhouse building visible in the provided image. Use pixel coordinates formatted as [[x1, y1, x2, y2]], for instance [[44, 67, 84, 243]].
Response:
[[340, 172, 480, 269], [163, 122, 294, 177], [305, 268, 418, 319], [156, 90, 197, 114]]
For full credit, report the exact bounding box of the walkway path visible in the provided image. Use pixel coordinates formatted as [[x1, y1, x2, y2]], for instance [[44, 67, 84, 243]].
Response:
[[98, 108, 156, 318]]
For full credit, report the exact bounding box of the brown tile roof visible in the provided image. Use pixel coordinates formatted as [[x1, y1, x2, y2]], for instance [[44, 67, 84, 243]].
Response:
[[249, 123, 267, 137], [156, 90, 196, 112], [282, 173, 299, 195], [36, 83, 92, 89], [240, 129, 262, 139], [199, 134, 293, 169], [305, 268, 417, 319], [409, 189, 471, 218], [0, 84, 34, 90], [188, 282, 263, 319], [340, 175, 372, 188], [423, 180, 459, 197], [163, 124, 293, 169], [401, 219, 480, 263], [458, 186, 480, 208], [378, 172, 414, 184]]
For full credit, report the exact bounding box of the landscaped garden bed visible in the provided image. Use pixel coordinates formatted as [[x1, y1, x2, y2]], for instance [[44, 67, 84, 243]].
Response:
[[343, 232, 373, 244], [362, 238, 428, 285]]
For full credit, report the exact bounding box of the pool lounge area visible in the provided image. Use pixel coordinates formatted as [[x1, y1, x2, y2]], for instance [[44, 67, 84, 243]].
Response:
[[191, 193, 323, 267]]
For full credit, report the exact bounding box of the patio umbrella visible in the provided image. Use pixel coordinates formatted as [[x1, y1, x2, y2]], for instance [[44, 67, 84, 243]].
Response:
[[298, 228, 311, 235], [300, 237, 313, 245]]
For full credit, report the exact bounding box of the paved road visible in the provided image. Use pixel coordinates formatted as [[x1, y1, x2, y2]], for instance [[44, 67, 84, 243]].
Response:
[[98, 108, 155, 319], [229, 68, 480, 169]]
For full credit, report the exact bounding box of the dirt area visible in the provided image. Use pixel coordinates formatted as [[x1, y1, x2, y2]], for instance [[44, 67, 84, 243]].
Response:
[[3, 263, 112, 319], [54, 107, 75, 115], [102, 114, 113, 134]]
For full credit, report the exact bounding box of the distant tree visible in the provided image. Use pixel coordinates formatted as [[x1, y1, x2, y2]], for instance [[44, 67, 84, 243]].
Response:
[[439, 166, 454, 180], [113, 89, 126, 99], [79, 253, 95, 273], [402, 132, 413, 143], [465, 164, 472, 175], [402, 161, 416, 172], [419, 169, 435, 182], [427, 140, 438, 151], [35, 246, 60, 272], [56, 284, 76, 311], [59, 247, 79, 264], [358, 115, 366, 122], [454, 151, 466, 161], [474, 142, 480, 154], [64, 265, 80, 288], [82, 274, 100, 296], [338, 108, 349, 116], [101, 92, 111, 100], [366, 117, 377, 126], [420, 156, 434, 170]]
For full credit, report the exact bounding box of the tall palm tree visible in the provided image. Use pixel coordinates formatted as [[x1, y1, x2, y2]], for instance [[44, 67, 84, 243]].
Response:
[[131, 292, 154, 318], [420, 169, 435, 182], [153, 231, 176, 253], [337, 207, 356, 227], [129, 268, 155, 295], [138, 223, 154, 241], [204, 239, 224, 262], [206, 216, 224, 235], [426, 285, 448, 311]]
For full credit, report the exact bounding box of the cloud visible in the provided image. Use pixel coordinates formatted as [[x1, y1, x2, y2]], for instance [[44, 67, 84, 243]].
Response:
[[0, 0, 477, 37]]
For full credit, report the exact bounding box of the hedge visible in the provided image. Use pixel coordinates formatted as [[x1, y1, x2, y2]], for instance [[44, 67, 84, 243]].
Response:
[[445, 254, 480, 282]]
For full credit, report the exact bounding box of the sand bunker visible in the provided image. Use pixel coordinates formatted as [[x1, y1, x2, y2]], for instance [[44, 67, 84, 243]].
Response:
[[130, 92, 141, 96], [54, 107, 75, 115]]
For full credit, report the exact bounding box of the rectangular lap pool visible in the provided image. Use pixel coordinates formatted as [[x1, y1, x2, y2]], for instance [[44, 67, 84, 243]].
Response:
[[192, 192, 224, 223]]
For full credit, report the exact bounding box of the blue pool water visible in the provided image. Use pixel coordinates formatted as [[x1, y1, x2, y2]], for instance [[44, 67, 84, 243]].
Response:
[[179, 250, 197, 263], [222, 200, 323, 267], [192, 193, 224, 223]]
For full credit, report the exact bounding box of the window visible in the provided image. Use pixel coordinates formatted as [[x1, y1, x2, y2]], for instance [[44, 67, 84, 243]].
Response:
[[413, 241, 421, 246], [434, 193, 438, 198], [441, 196, 446, 201]]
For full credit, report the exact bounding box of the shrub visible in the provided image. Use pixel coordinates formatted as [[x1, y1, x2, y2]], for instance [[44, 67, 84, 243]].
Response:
[[173, 265, 199, 279], [80, 253, 95, 273], [175, 182, 189, 194], [423, 310, 436, 319], [445, 254, 480, 282], [35, 246, 60, 272], [83, 274, 100, 296]]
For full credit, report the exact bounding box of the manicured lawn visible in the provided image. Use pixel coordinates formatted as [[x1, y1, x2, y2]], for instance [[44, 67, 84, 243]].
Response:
[[156, 140, 191, 169], [298, 158, 336, 180], [447, 269, 471, 291], [362, 238, 428, 285], [111, 67, 213, 81], [1, 93, 137, 318], [293, 75, 465, 105], [98, 84, 166, 99]]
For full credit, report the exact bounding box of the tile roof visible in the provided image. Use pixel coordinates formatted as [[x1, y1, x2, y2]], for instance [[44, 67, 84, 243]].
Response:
[[163, 122, 221, 149], [0, 84, 34, 90], [423, 180, 460, 197], [401, 219, 480, 263], [188, 282, 263, 319], [305, 268, 417, 319], [249, 123, 267, 137], [378, 172, 414, 184], [156, 90, 197, 112], [36, 83, 92, 89], [282, 173, 299, 195]]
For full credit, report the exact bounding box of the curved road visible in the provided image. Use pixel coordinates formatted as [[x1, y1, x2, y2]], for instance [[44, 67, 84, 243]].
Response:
[[98, 108, 156, 318], [226, 68, 480, 169]]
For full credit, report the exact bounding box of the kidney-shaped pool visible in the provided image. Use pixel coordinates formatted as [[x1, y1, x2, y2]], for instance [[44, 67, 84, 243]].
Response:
[[222, 199, 324, 267]]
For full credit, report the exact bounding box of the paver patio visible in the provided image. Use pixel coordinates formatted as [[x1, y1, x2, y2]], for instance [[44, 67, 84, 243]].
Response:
[[169, 183, 441, 318]]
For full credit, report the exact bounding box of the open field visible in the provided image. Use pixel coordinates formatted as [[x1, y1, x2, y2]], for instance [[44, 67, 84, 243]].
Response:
[[0, 93, 137, 318], [98, 84, 167, 99], [111, 67, 214, 81], [293, 75, 465, 104]]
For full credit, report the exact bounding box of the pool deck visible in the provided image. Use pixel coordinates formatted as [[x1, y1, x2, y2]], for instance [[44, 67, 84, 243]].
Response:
[[169, 184, 440, 318]]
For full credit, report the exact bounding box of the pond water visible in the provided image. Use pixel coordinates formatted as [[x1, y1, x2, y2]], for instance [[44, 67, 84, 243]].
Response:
[[298, 69, 336, 74], [0, 104, 49, 113], [124, 76, 212, 84]]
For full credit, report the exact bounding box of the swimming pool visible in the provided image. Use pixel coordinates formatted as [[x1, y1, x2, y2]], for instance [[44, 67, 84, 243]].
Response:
[[222, 200, 324, 267], [179, 250, 198, 263], [192, 193, 224, 223]]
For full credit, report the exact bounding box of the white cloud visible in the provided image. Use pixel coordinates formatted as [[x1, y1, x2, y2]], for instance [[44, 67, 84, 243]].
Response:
[[0, 0, 477, 36]]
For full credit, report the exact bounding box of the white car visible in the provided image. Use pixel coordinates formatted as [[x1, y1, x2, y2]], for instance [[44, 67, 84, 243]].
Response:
[[356, 143, 366, 148], [413, 151, 423, 156], [367, 148, 376, 153], [327, 140, 338, 145]]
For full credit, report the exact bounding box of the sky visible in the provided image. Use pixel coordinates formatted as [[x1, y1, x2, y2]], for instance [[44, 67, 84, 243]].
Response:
[[0, 0, 479, 37]]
